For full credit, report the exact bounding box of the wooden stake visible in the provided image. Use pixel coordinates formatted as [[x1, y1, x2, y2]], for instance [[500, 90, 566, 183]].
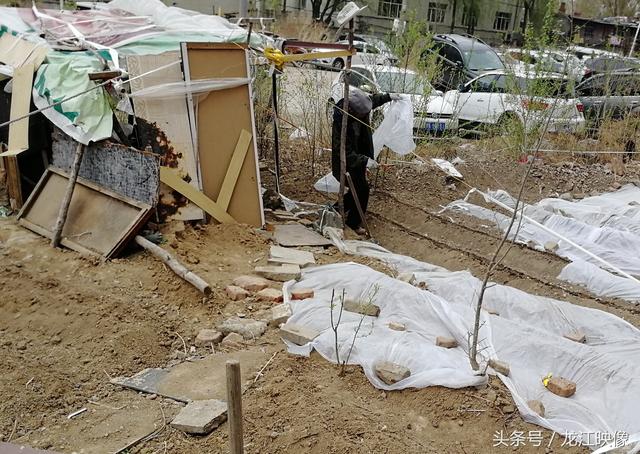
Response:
[[134, 235, 212, 296], [338, 18, 355, 228], [226, 360, 243, 454], [51, 142, 84, 248], [346, 172, 371, 238]]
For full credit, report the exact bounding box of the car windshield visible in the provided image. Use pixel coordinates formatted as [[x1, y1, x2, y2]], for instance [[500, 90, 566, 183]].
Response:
[[463, 47, 505, 71], [375, 71, 428, 95]]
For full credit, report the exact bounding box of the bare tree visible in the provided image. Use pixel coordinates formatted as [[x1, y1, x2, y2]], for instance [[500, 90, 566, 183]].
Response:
[[310, 0, 346, 23]]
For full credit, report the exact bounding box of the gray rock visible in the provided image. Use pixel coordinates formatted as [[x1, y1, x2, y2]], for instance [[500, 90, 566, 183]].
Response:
[[374, 361, 411, 385], [170, 399, 227, 434], [218, 317, 267, 339]]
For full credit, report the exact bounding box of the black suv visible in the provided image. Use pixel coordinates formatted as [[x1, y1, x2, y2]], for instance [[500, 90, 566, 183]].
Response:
[[575, 71, 640, 132], [421, 34, 505, 92]]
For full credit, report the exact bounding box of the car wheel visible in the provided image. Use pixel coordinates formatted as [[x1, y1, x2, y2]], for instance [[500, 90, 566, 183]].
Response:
[[494, 112, 522, 136], [332, 59, 345, 70]]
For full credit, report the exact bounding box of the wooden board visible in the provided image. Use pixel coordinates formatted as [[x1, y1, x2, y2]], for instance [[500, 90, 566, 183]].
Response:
[[0, 62, 34, 157], [17, 167, 152, 258], [273, 224, 333, 247], [127, 52, 203, 221], [160, 166, 235, 224], [0, 34, 48, 69], [182, 43, 264, 227]]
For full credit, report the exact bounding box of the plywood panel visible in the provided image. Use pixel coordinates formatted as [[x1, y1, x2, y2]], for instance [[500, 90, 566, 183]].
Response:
[[127, 52, 203, 221], [18, 168, 151, 258], [183, 43, 264, 227]]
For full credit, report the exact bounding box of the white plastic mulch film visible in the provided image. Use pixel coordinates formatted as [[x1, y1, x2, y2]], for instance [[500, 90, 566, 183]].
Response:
[[281, 235, 640, 453], [445, 185, 640, 303]]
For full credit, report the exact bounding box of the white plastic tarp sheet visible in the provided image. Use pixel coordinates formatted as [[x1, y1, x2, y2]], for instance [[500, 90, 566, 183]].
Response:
[[281, 236, 640, 452], [127, 77, 250, 99]]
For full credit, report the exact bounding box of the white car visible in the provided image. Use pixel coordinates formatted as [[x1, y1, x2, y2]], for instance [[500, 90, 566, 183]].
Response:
[[312, 40, 397, 69], [502, 48, 589, 82], [328, 65, 458, 135], [444, 70, 585, 134]]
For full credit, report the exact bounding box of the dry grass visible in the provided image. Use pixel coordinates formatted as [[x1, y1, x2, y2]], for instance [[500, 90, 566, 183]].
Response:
[[273, 14, 330, 42]]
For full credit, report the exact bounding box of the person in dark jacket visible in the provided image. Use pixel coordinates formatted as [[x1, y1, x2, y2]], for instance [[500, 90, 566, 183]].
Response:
[[332, 88, 399, 234]]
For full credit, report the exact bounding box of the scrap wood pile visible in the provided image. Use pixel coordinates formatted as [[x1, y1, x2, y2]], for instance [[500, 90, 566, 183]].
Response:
[[0, 0, 272, 286]]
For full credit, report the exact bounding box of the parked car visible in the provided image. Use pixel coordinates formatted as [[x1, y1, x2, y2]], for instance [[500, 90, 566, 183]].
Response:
[[311, 40, 397, 69], [444, 70, 585, 134], [566, 45, 620, 61], [582, 55, 640, 79], [502, 48, 588, 81], [575, 71, 640, 132], [421, 34, 505, 92], [328, 65, 458, 135]]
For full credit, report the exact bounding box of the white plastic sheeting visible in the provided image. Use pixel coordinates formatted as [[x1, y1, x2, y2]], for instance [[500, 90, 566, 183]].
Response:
[[281, 236, 640, 452], [128, 77, 250, 99], [372, 96, 416, 158], [445, 186, 640, 301]]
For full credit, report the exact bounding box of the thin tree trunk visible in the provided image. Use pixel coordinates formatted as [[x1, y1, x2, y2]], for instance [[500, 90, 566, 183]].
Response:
[[450, 0, 458, 33]]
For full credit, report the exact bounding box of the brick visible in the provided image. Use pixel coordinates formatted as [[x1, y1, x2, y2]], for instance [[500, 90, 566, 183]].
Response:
[[397, 272, 416, 284], [256, 288, 284, 303], [280, 323, 320, 346], [218, 317, 267, 339], [225, 285, 249, 301], [564, 330, 586, 343], [483, 308, 500, 316], [546, 376, 576, 397], [195, 329, 223, 346], [269, 304, 292, 327], [436, 336, 458, 349], [170, 399, 227, 434], [527, 400, 545, 417], [374, 361, 411, 385], [544, 241, 559, 253], [488, 359, 510, 376], [387, 322, 405, 331], [291, 288, 314, 300], [232, 275, 270, 292], [343, 298, 380, 317], [254, 264, 301, 282], [220, 332, 244, 347]]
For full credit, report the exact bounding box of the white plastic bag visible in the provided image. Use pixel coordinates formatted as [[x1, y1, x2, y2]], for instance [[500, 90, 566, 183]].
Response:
[[314, 172, 340, 194], [372, 96, 416, 157]]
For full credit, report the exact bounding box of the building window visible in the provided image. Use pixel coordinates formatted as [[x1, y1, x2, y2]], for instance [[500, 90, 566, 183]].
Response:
[[427, 2, 447, 23], [493, 11, 511, 31], [378, 0, 403, 18], [461, 4, 477, 28]]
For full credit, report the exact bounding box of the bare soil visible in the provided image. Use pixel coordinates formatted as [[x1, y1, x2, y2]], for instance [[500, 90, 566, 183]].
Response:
[[2, 138, 639, 453]]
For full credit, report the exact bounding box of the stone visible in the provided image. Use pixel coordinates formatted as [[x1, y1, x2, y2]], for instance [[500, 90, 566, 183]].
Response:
[[256, 288, 284, 303], [254, 264, 301, 282], [343, 298, 381, 317], [546, 376, 576, 397], [397, 272, 416, 285], [527, 400, 545, 417], [170, 399, 227, 435], [435, 336, 458, 348], [218, 317, 267, 339], [280, 323, 320, 346], [559, 192, 572, 201], [483, 308, 500, 316], [488, 359, 510, 376], [220, 332, 244, 346], [611, 181, 622, 190], [225, 285, 250, 301], [195, 329, 223, 346], [269, 304, 292, 327], [572, 192, 586, 200], [387, 322, 406, 331], [232, 275, 270, 292], [564, 330, 586, 343], [268, 245, 315, 267], [374, 361, 411, 385], [297, 218, 314, 227], [291, 288, 314, 300], [501, 404, 515, 414], [544, 241, 559, 253]]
